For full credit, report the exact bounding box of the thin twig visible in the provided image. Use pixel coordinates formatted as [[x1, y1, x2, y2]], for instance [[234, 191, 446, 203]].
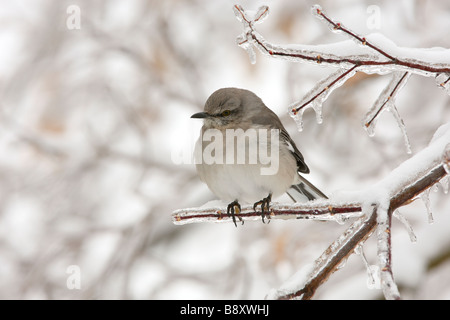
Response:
[[313, 6, 397, 61], [364, 72, 410, 128], [291, 65, 358, 115]]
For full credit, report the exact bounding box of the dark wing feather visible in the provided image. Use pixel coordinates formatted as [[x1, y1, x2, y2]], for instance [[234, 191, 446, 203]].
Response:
[[250, 106, 310, 174], [280, 129, 310, 174]]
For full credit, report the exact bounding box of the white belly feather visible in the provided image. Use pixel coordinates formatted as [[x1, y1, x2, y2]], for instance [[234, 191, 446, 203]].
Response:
[[195, 128, 297, 203]]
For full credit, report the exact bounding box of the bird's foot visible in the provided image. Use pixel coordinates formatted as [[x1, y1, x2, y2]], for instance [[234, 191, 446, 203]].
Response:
[[227, 200, 243, 227], [253, 193, 272, 224]]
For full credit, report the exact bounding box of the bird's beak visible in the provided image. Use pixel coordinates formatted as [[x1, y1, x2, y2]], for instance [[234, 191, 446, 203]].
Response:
[[190, 112, 210, 119]]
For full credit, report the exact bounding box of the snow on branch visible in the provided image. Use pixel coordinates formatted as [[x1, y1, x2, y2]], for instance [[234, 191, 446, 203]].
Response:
[[233, 4, 450, 151]]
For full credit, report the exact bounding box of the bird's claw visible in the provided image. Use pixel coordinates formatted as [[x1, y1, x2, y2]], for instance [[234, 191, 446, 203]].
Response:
[[253, 193, 272, 224], [227, 200, 243, 227]]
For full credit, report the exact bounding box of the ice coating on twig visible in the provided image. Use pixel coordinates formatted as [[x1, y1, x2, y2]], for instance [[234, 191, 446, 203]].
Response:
[[233, 5, 269, 64], [172, 201, 363, 226], [435, 73, 450, 95], [376, 205, 401, 300], [364, 72, 412, 153], [235, 4, 450, 74], [288, 66, 358, 131], [287, 214, 373, 299], [254, 6, 269, 24], [312, 5, 399, 62]]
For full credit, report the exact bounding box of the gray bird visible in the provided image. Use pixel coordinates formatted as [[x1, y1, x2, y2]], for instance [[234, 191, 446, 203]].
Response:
[[191, 88, 327, 226]]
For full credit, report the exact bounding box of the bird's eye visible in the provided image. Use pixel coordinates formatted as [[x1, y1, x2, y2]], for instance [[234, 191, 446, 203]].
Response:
[[221, 110, 231, 117]]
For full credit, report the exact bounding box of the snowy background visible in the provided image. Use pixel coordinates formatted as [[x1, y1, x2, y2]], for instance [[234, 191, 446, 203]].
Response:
[[0, 0, 449, 299]]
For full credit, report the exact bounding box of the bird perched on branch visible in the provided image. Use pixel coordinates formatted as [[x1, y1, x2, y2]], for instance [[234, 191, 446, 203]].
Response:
[[191, 88, 327, 226]]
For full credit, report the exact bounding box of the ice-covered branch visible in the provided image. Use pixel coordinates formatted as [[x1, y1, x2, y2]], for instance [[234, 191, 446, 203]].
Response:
[[233, 4, 450, 149], [172, 201, 363, 226], [269, 123, 450, 299], [234, 4, 450, 76], [288, 66, 358, 130], [376, 205, 401, 300]]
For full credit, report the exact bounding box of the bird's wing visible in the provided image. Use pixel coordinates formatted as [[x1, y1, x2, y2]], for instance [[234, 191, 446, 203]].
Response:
[[280, 129, 310, 174]]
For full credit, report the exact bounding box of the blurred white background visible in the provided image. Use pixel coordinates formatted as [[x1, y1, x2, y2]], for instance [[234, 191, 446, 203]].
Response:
[[0, 0, 449, 299]]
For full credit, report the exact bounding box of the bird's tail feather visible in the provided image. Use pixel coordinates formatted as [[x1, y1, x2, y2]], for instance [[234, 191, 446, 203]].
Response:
[[286, 175, 328, 202]]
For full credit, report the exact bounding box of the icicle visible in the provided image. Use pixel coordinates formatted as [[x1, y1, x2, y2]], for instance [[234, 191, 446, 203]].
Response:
[[363, 110, 377, 137], [244, 42, 256, 65], [432, 183, 439, 193], [236, 33, 257, 64], [289, 67, 357, 131], [393, 210, 417, 243], [420, 189, 434, 224], [312, 101, 323, 124], [289, 106, 305, 131], [440, 176, 449, 194], [364, 118, 377, 137], [354, 245, 378, 289]]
